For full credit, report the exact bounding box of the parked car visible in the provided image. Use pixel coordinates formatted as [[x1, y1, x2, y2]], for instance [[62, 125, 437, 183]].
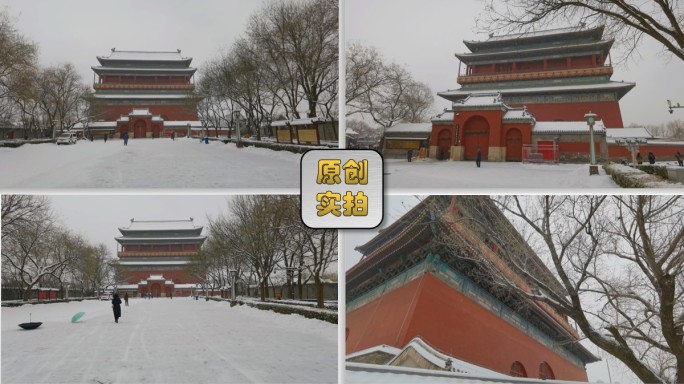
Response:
[[56, 132, 78, 145], [99, 294, 111, 301]]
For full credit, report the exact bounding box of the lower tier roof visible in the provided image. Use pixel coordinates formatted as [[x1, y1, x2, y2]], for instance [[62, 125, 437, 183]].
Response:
[[439, 81, 634, 102]]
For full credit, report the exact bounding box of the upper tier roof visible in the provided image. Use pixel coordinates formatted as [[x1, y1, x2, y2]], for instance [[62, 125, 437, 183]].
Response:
[[92, 66, 197, 75], [464, 25, 605, 52], [118, 219, 203, 237], [455, 39, 614, 65], [96, 49, 193, 68]]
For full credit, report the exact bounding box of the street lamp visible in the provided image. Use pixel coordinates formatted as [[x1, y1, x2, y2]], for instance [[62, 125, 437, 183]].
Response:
[[233, 109, 242, 144], [584, 111, 598, 175], [667, 99, 683, 114], [229, 269, 238, 301]]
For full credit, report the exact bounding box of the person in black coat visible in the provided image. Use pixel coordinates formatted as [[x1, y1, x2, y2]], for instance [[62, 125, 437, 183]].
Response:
[[648, 151, 656, 164], [112, 293, 122, 323], [476, 147, 482, 168]]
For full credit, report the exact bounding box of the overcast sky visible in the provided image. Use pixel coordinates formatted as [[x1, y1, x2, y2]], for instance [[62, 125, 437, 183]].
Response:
[[49, 195, 233, 256], [346, 0, 684, 127], [1, 0, 267, 84]]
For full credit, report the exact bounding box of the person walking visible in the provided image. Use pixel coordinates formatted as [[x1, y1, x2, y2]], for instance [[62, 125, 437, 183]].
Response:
[[648, 151, 656, 165], [407, 149, 413, 162], [103, 133, 108, 143], [636, 152, 643, 164], [123, 132, 129, 146], [675, 151, 683, 167], [112, 293, 122, 323], [124, 292, 129, 306], [171, 131, 176, 141], [476, 148, 482, 168]]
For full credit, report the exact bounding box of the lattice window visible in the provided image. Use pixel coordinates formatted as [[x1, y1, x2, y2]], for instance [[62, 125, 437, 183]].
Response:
[[510, 361, 527, 377]]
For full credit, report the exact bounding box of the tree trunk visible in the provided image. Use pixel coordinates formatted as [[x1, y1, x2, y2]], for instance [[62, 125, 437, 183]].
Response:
[[260, 277, 268, 301], [314, 274, 324, 308]]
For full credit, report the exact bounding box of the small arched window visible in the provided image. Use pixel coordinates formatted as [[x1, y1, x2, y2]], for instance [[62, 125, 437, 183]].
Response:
[[510, 361, 527, 377], [539, 362, 555, 380]]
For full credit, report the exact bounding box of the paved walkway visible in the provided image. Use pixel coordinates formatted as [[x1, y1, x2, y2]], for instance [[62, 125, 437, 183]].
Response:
[[2, 298, 336, 383]]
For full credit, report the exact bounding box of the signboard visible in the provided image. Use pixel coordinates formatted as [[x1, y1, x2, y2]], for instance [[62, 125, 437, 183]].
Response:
[[297, 128, 319, 144], [277, 127, 292, 143]]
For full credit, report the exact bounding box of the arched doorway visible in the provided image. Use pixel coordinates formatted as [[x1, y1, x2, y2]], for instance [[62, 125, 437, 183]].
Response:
[[134, 119, 146, 138], [462, 116, 490, 160], [510, 361, 527, 377], [437, 129, 452, 160], [151, 283, 161, 298], [539, 362, 555, 380], [505, 128, 523, 161]]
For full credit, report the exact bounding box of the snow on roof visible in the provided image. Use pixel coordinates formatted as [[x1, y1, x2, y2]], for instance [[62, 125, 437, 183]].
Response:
[[162, 121, 203, 127], [502, 108, 535, 122], [431, 110, 455, 123], [100, 50, 191, 62], [152, 116, 163, 122], [116, 284, 139, 290], [164, 280, 175, 285], [384, 123, 432, 134], [122, 219, 200, 231], [453, 93, 504, 108], [92, 66, 196, 72], [116, 236, 206, 242], [118, 261, 191, 266], [480, 25, 598, 43], [92, 94, 191, 99], [605, 127, 653, 139], [387, 338, 509, 378], [174, 283, 198, 289], [130, 108, 152, 116], [533, 120, 606, 133], [346, 345, 402, 360], [147, 275, 166, 281], [271, 118, 325, 127], [88, 121, 117, 128], [346, 363, 590, 384], [439, 81, 634, 98]]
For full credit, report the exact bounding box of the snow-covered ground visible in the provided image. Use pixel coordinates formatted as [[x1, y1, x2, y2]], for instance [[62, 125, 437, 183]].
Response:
[[2, 298, 337, 383], [0, 138, 301, 189], [383, 159, 618, 190]]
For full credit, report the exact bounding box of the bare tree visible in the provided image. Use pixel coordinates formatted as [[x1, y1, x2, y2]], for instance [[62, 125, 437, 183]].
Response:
[[0, 9, 38, 123], [2, 208, 84, 301], [1, 195, 49, 240], [435, 195, 683, 383], [345, 42, 387, 115], [35, 63, 91, 137], [211, 196, 291, 301], [479, 0, 684, 62], [346, 42, 435, 127]]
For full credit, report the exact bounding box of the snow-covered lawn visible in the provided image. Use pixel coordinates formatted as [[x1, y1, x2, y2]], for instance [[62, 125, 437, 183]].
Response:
[[0, 138, 301, 189], [2, 298, 337, 383], [384, 158, 618, 190]]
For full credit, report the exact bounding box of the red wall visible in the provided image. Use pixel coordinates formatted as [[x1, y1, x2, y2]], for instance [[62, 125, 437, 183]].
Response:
[[510, 101, 624, 128], [127, 269, 195, 285], [608, 144, 684, 160], [347, 273, 588, 381], [103, 104, 198, 121]]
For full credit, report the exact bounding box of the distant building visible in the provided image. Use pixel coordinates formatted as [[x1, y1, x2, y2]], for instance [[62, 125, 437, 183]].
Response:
[[347, 196, 599, 381], [115, 218, 206, 297], [88, 49, 204, 139], [428, 25, 652, 162]]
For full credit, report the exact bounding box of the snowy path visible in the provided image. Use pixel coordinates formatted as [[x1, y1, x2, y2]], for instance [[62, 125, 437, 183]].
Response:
[[0, 138, 301, 189], [383, 158, 618, 190], [2, 299, 337, 383]]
